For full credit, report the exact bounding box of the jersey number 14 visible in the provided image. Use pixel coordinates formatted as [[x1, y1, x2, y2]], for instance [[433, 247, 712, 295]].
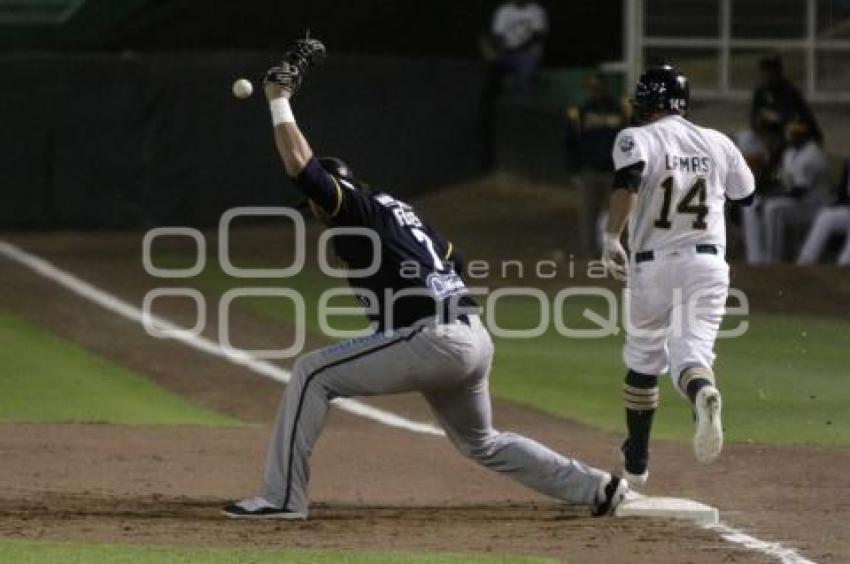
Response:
[[654, 177, 708, 230]]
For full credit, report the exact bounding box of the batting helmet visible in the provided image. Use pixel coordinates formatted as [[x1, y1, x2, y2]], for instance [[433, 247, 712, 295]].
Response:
[[632, 64, 690, 121]]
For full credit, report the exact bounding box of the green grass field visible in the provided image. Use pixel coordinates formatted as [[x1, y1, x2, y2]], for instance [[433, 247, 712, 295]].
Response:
[[0, 540, 550, 564], [179, 258, 850, 446], [0, 311, 237, 426], [487, 299, 850, 445]]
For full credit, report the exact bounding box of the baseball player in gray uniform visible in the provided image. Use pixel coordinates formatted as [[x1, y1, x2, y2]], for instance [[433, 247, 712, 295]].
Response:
[[223, 37, 631, 520]]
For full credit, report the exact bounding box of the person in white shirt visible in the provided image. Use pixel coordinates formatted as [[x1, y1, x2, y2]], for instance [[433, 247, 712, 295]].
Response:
[[478, 1, 549, 169], [482, 0, 548, 91], [601, 64, 755, 485], [742, 118, 831, 263]]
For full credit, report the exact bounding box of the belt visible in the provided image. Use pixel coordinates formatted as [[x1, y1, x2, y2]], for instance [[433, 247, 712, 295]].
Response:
[[634, 244, 719, 264], [436, 299, 472, 326]]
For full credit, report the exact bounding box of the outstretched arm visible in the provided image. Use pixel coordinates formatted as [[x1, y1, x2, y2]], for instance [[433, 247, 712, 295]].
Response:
[[265, 84, 314, 178], [265, 85, 342, 215], [264, 37, 344, 215]]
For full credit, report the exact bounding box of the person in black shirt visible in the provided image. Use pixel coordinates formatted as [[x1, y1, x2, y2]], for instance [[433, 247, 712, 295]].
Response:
[[750, 55, 822, 168], [223, 37, 630, 520], [565, 73, 628, 255]]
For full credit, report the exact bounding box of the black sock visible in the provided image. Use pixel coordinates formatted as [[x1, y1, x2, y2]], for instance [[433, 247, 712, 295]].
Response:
[[623, 370, 658, 470], [685, 377, 713, 404]]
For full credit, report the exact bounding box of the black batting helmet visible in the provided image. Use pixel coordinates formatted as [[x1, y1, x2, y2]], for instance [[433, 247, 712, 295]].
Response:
[[318, 156, 370, 193], [632, 64, 690, 121], [319, 156, 354, 181]]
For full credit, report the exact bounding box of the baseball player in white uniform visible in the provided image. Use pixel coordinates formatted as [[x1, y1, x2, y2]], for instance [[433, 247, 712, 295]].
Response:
[[601, 65, 755, 485]]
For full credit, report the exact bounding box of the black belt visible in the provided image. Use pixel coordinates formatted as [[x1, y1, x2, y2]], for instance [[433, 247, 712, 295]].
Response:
[[634, 244, 719, 264], [436, 299, 472, 326]]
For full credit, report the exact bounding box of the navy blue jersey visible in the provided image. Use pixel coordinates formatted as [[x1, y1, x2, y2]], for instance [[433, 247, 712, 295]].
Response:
[[296, 157, 476, 330]]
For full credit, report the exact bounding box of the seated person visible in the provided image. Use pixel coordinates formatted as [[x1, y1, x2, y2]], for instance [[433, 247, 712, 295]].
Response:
[[750, 55, 822, 166], [742, 118, 831, 263], [797, 159, 850, 266]]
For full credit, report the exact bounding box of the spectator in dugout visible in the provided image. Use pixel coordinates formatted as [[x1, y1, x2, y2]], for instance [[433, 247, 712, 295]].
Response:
[[749, 54, 823, 168], [797, 159, 850, 266], [742, 117, 832, 264], [565, 73, 628, 255]]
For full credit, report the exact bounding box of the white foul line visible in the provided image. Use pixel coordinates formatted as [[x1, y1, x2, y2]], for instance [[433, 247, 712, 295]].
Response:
[[705, 523, 816, 564], [0, 241, 444, 437], [0, 240, 816, 564]]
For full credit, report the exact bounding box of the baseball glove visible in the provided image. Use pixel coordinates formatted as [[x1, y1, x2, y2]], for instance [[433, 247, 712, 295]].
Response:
[[264, 36, 327, 97]]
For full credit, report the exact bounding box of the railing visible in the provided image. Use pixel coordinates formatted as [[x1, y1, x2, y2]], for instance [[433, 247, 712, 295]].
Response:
[[620, 0, 850, 102]]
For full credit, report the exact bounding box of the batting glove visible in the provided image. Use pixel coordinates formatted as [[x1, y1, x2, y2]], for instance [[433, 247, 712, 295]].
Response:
[[602, 232, 628, 281]]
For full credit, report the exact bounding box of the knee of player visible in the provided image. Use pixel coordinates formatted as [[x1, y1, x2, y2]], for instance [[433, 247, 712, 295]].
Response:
[[290, 355, 319, 388], [676, 365, 715, 399], [457, 431, 504, 462], [293, 350, 324, 376]]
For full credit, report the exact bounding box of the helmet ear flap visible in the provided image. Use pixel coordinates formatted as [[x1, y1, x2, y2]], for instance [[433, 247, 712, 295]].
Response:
[[318, 156, 370, 193], [318, 157, 354, 180]]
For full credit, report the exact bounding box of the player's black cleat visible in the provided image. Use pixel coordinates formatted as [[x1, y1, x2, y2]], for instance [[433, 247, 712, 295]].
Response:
[[592, 475, 631, 517], [222, 496, 306, 520], [621, 438, 650, 486]]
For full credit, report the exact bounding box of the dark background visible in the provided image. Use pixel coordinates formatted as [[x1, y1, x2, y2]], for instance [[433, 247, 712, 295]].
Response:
[[0, 1, 621, 229], [1, 0, 621, 64]]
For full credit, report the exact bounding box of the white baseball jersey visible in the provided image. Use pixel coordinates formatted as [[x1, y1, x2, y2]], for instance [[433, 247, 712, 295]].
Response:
[[613, 115, 755, 253]]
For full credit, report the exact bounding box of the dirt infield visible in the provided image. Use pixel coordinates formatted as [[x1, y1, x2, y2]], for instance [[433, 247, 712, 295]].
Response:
[[0, 231, 848, 562], [0, 424, 742, 562]]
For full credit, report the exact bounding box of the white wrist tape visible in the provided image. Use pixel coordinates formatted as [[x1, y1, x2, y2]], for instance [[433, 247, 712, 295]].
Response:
[[269, 97, 296, 126]]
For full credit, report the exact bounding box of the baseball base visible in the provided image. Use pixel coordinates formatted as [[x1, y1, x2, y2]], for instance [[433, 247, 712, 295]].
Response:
[[616, 494, 719, 525]]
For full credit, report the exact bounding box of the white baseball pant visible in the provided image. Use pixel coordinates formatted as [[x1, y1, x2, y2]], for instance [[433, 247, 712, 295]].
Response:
[[624, 249, 729, 390]]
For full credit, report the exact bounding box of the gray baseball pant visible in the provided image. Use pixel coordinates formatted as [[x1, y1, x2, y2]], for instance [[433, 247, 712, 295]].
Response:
[[261, 315, 607, 514]]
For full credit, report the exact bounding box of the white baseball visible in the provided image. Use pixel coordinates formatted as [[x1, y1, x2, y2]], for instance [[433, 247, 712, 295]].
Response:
[[232, 78, 253, 100]]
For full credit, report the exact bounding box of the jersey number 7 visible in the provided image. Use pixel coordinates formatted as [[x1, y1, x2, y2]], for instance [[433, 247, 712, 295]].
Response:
[[654, 177, 708, 230]]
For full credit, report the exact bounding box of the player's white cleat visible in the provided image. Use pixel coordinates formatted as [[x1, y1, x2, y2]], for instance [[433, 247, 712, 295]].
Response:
[[222, 496, 307, 520], [623, 468, 649, 487], [693, 386, 723, 464]]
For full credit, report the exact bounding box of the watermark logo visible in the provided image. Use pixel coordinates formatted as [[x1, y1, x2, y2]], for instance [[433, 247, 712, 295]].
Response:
[[141, 207, 750, 358]]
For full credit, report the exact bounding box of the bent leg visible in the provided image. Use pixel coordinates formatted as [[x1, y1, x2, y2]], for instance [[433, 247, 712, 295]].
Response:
[[741, 199, 765, 265], [262, 325, 443, 513], [668, 255, 729, 396], [839, 224, 850, 266], [424, 371, 606, 506], [797, 208, 844, 265], [762, 197, 796, 263]]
